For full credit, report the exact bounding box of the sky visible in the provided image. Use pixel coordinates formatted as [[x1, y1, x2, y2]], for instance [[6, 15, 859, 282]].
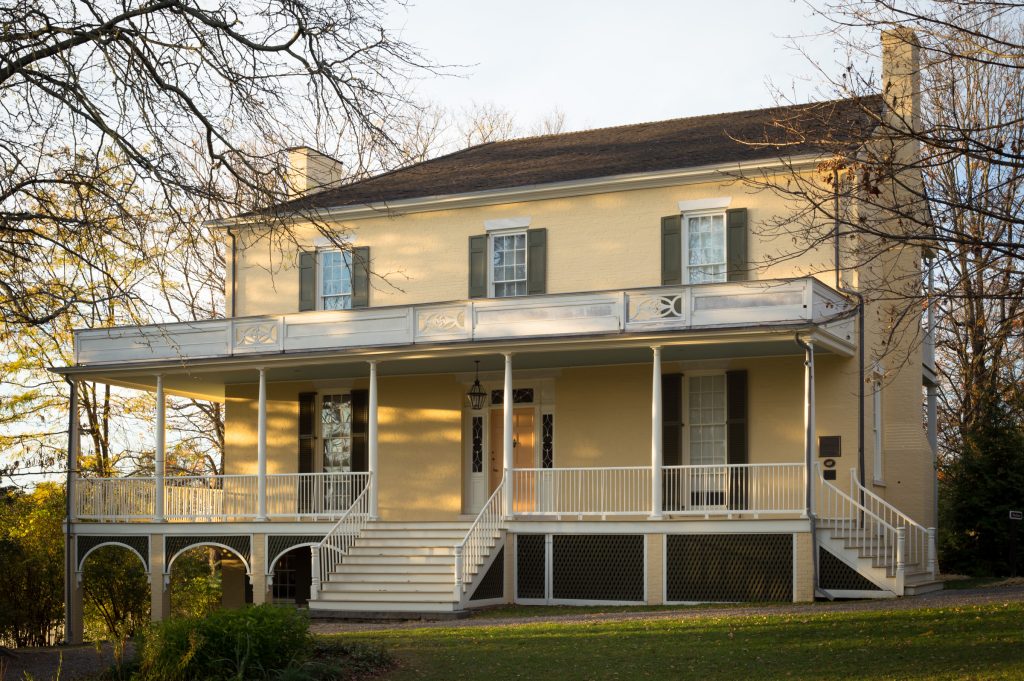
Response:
[[389, 0, 862, 133]]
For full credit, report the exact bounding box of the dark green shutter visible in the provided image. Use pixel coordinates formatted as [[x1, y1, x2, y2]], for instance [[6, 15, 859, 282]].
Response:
[[468, 234, 488, 298], [662, 372, 684, 514], [350, 389, 368, 472], [298, 252, 316, 311], [298, 392, 316, 474], [351, 246, 370, 308], [726, 208, 748, 281], [726, 370, 749, 510], [527, 228, 547, 295], [661, 215, 683, 285]]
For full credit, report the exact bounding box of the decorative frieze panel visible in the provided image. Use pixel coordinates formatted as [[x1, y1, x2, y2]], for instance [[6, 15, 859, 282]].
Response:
[[626, 290, 687, 329], [232, 320, 282, 353], [414, 305, 471, 342], [473, 295, 623, 339]]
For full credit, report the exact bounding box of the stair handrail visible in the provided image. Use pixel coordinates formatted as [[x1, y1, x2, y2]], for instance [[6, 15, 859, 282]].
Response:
[[454, 478, 507, 597], [815, 465, 905, 594], [850, 469, 935, 577], [310, 479, 372, 601]]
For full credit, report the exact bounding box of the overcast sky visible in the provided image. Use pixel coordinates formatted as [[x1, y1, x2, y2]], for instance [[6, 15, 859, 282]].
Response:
[[391, 1, 860, 133]]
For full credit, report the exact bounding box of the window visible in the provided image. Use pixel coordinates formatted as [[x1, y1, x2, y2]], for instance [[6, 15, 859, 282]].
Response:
[[491, 231, 527, 297], [320, 394, 352, 472], [319, 250, 352, 310], [687, 374, 727, 466], [684, 212, 727, 284]]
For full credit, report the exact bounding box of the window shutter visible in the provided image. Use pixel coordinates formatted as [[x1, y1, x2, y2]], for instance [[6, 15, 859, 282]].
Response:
[[298, 251, 316, 311], [661, 373, 683, 466], [468, 234, 488, 298], [527, 228, 547, 295], [350, 389, 368, 472], [661, 215, 683, 285], [298, 392, 316, 474], [726, 369, 749, 510], [726, 208, 748, 281], [351, 246, 370, 308]]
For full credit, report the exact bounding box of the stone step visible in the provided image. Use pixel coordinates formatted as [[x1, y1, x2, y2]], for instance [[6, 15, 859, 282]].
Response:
[[309, 599, 459, 613], [330, 562, 453, 575], [314, 590, 456, 604], [326, 571, 454, 584], [320, 581, 455, 594], [342, 554, 455, 566], [360, 529, 470, 540], [347, 546, 457, 557], [352, 537, 470, 548]]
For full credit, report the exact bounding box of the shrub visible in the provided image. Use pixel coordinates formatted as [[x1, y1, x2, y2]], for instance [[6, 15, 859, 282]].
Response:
[[134, 605, 312, 681]]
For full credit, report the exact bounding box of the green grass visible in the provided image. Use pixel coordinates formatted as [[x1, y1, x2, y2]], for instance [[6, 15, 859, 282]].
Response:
[[325, 602, 1024, 680]]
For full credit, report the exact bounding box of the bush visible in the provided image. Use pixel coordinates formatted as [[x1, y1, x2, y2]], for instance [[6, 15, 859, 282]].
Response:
[[134, 605, 312, 681]]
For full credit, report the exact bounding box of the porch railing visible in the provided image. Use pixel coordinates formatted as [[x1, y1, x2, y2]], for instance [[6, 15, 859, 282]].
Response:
[[74, 472, 369, 521], [850, 469, 935, 577], [663, 463, 805, 515], [511, 467, 651, 516], [310, 482, 372, 601]]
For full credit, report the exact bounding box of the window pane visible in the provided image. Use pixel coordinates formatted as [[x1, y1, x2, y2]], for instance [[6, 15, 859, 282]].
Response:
[[321, 394, 353, 473], [321, 250, 352, 304], [686, 214, 726, 284], [492, 231, 528, 297]]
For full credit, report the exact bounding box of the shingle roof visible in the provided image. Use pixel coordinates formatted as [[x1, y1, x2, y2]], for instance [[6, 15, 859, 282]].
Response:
[[279, 96, 881, 212]]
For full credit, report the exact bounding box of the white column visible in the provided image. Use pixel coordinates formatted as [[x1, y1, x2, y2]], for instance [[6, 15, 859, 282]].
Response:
[[154, 375, 166, 522], [803, 341, 816, 517], [368, 360, 379, 519], [650, 346, 664, 519], [503, 353, 514, 518], [256, 368, 268, 521]]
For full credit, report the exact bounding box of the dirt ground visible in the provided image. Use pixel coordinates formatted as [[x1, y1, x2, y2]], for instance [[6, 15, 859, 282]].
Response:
[[4, 583, 1023, 680]]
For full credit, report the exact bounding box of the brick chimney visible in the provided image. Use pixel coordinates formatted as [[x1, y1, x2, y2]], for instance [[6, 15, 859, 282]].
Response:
[[286, 146, 345, 197]]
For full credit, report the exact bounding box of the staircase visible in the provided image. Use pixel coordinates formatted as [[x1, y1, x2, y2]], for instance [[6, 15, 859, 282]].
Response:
[[309, 522, 476, 614], [815, 468, 941, 598], [308, 481, 508, 616]]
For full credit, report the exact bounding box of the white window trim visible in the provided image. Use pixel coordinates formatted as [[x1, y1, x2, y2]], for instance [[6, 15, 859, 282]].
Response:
[[484, 216, 531, 231], [872, 364, 885, 485], [677, 196, 731, 212], [316, 248, 352, 311], [681, 209, 729, 285], [487, 228, 528, 298]]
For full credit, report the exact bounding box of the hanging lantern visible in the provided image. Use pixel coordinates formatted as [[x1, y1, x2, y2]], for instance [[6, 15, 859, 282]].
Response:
[[467, 360, 487, 410]]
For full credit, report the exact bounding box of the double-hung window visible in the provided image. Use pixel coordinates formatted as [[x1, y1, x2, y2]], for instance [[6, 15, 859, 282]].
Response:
[[320, 393, 353, 472], [684, 212, 727, 284], [491, 231, 528, 298], [319, 250, 352, 310]]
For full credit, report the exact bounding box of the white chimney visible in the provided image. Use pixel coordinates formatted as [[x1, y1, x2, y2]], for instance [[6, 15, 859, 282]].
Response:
[[881, 28, 921, 136], [286, 146, 345, 197]]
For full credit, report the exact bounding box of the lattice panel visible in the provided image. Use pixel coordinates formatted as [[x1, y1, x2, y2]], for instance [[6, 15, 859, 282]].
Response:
[[470, 547, 504, 601], [666, 534, 792, 602], [818, 547, 882, 591], [165, 535, 251, 570], [491, 388, 534, 405], [516, 534, 545, 599], [552, 535, 644, 602], [267, 535, 321, 571], [77, 535, 149, 571]]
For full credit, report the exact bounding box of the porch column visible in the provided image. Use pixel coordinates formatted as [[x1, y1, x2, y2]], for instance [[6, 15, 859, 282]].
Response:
[[802, 340, 816, 517], [64, 379, 81, 644], [650, 346, 664, 519], [154, 374, 166, 522], [503, 352, 514, 518], [368, 360, 379, 519], [256, 367, 268, 521]]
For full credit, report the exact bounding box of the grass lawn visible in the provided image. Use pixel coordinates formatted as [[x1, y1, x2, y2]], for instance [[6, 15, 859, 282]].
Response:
[[327, 602, 1024, 680]]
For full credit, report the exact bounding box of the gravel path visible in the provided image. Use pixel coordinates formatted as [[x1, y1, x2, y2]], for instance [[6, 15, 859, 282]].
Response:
[[0, 641, 132, 681], [309, 583, 1024, 634]]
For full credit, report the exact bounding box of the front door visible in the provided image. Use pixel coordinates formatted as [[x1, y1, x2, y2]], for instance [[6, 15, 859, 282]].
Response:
[[489, 407, 536, 511]]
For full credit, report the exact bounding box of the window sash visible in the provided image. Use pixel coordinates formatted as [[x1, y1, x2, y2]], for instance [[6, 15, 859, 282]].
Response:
[[685, 213, 727, 284], [686, 374, 727, 467], [491, 231, 527, 297], [319, 250, 352, 310], [320, 393, 353, 473]]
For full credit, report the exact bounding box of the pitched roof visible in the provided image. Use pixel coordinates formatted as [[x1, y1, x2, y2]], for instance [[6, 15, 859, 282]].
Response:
[[279, 95, 882, 213]]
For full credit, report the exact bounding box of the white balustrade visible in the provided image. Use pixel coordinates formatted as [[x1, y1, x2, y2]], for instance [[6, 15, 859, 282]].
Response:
[[511, 467, 652, 516], [74, 278, 853, 365], [74, 477, 155, 521], [663, 463, 805, 515], [164, 474, 258, 520], [311, 482, 372, 600], [455, 479, 506, 597], [265, 472, 370, 520], [850, 469, 932, 574]]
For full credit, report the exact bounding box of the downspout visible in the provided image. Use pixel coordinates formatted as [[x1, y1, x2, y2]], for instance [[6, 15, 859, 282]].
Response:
[[63, 378, 78, 645], [795, 333, 818, 596], [227, 227, 238, 318], [833, 170, 867, 498]]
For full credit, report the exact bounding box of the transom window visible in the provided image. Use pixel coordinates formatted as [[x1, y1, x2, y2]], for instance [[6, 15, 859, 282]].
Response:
[[320, 250, 352, 310], [491, 232, 527, 297], [687, 374, 727, 466], [685, 213, 726, 284], [320, 394, 352, 472]]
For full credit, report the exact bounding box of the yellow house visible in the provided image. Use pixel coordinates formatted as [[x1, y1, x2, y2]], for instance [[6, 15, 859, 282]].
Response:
[[55, 31, 938, 636]]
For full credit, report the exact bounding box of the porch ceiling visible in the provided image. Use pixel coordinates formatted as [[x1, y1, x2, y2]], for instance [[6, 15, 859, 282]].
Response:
[[57, 327, 841, 401]]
